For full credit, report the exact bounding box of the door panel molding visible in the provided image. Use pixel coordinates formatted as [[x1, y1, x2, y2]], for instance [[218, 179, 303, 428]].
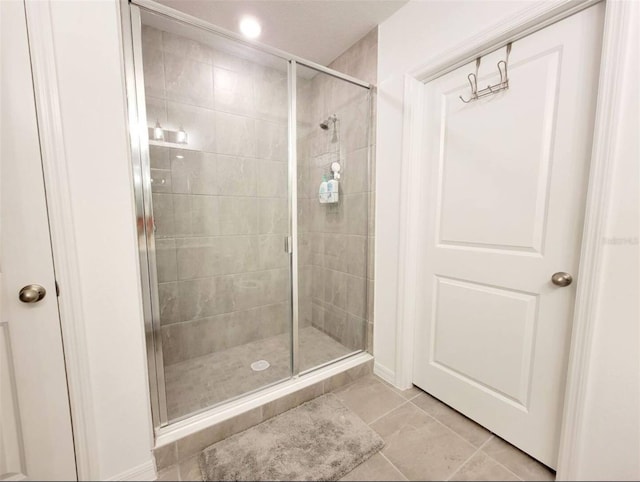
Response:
[[396, 0, 631, 477], [0, 321, 25, 476], [435, 48, 561, 254], [23, 1, 100, 480], [429, 276, 538, 408]]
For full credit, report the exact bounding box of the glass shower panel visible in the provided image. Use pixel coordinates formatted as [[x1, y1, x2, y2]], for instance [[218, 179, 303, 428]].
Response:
[[296, 64, 371, 372], [139, 10, 292, 422]]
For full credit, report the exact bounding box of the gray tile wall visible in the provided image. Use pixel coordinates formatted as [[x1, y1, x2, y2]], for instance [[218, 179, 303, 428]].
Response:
[[142, 25, 377, 370], [297, 28, 378, 353], [142, 26, 291, 367]]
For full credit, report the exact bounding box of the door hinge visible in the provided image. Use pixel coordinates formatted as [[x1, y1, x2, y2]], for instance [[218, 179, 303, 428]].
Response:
[[55, 280, 60, 297]]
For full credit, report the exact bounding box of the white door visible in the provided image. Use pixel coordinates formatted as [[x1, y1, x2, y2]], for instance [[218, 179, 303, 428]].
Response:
[[412, 4, 604, 468], [0, 0, 77, 480]]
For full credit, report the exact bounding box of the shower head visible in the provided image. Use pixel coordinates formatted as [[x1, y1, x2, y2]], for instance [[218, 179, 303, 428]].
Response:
[[319, 114, 337, 130]]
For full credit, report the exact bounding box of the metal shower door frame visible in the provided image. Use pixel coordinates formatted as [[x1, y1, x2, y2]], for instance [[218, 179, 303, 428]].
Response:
[[120, 0, 373, 430], [121, 2, 168, 428]]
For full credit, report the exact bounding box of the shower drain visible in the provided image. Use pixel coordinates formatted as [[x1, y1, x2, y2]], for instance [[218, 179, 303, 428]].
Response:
[[251, 359, 270, 372]]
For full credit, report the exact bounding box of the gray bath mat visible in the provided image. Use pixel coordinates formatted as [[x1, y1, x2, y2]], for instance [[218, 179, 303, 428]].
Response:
[[199, 394, 384, 481]]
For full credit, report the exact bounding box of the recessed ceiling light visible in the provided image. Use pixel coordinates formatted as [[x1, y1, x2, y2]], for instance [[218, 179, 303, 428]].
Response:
[[239, 16, 261, 39]]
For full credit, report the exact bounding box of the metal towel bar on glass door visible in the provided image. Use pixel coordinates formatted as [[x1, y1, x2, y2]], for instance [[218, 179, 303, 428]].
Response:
[[460, 43, 512, 103]]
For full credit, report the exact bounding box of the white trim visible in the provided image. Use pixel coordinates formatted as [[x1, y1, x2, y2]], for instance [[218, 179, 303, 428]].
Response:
[[107, 460, 156, 482], [155, 353, 373, 447], [0, 474, 27, 482], [556, 1, 634, 479], [393, 74, 424, 390], [22, 2, 99, 480], [373, 361, 396, 385], [395, 0, 628, 477], [409, 0, 599, 82]]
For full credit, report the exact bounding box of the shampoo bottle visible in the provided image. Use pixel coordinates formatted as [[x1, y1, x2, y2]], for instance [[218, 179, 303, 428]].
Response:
[[319, 176, 328, 203], [327, 177, 339, 203]]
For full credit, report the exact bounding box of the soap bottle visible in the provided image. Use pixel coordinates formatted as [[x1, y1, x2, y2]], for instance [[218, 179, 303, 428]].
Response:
[[319, 175, 328, 203], [327, 176, 339, 203]]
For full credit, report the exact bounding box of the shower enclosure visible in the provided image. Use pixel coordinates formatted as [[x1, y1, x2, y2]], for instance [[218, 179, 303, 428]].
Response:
[[124, 2, 373, 428]]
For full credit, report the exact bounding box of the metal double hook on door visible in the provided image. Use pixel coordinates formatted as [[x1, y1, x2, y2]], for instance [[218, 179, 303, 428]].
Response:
[[460, 43, 512, 103]]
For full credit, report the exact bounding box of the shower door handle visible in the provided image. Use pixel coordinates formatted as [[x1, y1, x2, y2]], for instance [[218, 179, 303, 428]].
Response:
[[284, 236, 292, 254]]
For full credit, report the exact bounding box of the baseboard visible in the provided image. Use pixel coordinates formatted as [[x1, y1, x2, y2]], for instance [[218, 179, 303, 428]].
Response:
[[374, 361, 396, 386], [107, 459, 156, 481], [1, 474, 27, 481]]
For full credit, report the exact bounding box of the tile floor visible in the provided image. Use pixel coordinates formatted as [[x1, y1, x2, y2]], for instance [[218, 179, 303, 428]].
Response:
[[164, 326, 354, 420], [158, 374, 556, 481], [337, 377, 556, 481]]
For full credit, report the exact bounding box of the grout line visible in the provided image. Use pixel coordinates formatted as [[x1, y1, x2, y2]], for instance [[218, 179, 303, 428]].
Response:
[[361, 378, 415, 426], [445, 450, 479, 481], [489, 458, 525, 482], [405, 396, 531, 481], [157, 264, 369, 289], [158, 266, 291, 286], [378, 451, 409, 482], [371, 375, 423, 402], [366, 399, 409, 427], [445, 436, 494, 482], [478, 437, 525, 481], [409, 397, 482, 448], [176, 460, 184, 482], [153, 186, 372, 198], [406, 391, 422, 401], [406, 392, 549, 481], [479, 436, 495, 448]]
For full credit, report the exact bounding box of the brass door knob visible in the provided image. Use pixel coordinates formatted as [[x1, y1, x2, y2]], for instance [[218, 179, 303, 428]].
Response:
[[19, 284, 46, 303], [551, 272, 573, 287]]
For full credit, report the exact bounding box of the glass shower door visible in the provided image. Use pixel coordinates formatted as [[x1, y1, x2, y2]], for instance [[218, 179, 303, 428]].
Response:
[[137, 9, 293, 423], [296, 64, 371, 372]]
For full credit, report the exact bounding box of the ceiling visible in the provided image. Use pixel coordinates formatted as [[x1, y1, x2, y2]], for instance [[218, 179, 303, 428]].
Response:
[[154, 0, 408, 66]]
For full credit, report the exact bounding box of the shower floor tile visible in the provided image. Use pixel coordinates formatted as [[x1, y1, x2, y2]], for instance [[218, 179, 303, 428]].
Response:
[[164, 326, 355, 421]]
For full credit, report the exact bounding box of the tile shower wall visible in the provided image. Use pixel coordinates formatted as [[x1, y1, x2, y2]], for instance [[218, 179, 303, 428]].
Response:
[[141, 26, 291, 367], [297, 29, 378, 354]]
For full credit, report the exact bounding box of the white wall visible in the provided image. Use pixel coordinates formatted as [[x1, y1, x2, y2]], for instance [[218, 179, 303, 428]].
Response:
[[46, 1, 154, 479], [375, 0, 639, 479], [572, 4, 639, 476]]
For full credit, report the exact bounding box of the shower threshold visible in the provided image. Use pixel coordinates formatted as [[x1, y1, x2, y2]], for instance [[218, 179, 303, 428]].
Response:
[[155, 349, 373, 449], [164, 325, 360, 422]]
